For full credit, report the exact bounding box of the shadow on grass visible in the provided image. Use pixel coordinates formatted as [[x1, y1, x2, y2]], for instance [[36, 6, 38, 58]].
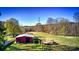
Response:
[[42, 45, 79, 51], [5, 43, 79, 51], [6, 46, 23, 51], [72, 47, 79, 51]]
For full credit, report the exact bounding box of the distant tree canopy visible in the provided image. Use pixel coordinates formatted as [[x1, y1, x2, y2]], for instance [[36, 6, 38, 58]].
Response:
[[73, 12, 79, 22], [73, 12, 79, 35], [59, 18, 69, 23], [22, 16, 79, 36], [58, 18, 69, 35], [4, 18, 22, 37], [47, 18, 57, 24], [0, 12, 78, 36]]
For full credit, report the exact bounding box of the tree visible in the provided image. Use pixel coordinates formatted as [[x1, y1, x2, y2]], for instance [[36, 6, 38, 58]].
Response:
[[47, 18, 57, 24], [46, 18, 53, 33], [0, 13, 5, 50], [73, 12, 79, 22], [0, 21, 6, 50], [73, 12, 79, 36], [4, 18, 22, 37], [59, 18, 69, 35], [35, 23, 44, 32], [35, 17, 44, 32]]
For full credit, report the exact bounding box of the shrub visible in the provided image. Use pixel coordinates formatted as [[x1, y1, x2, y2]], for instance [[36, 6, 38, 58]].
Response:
[[33, 36, 41, 44]]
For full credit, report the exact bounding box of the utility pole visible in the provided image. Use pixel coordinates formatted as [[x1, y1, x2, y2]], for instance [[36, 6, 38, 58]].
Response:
[[36, 17, 41, 32], [38, 17, 40, 23]]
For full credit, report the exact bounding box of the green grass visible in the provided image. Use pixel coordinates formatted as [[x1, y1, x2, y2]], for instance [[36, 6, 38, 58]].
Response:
[[6, 43, 79, 51], [31, 32, 79, 47], [4, 36, 15, 41], [5, 32, 79, 51]]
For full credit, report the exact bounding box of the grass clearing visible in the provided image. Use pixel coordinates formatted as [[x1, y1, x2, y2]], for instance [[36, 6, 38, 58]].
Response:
[[31, 32, 79, 47], [5, 32, 79, 51]]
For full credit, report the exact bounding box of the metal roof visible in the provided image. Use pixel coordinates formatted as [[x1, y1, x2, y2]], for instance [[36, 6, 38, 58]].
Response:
[[16, 34, 34, 38]]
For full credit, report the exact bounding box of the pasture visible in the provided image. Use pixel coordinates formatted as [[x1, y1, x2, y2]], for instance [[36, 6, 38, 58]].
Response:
[[5, 32, 79, 51], [31, 32, 79, 47]]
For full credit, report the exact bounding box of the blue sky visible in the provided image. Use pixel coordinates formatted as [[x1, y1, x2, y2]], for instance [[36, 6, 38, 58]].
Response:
[[0, 7, 79, 26]]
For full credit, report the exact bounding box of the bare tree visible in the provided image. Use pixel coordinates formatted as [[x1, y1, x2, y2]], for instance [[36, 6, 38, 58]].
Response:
[[73, 12, 79, 36]]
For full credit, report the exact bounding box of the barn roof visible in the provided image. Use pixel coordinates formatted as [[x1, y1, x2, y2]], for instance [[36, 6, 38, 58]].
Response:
[[16, 34, 34, 38]]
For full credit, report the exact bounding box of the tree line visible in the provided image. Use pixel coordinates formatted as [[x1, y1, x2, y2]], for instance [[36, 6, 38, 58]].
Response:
[[0, 12, 79, 37], [24, 12, 79, 36]]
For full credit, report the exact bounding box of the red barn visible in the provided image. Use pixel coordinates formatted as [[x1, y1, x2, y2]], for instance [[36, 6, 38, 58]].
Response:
[[16, 34, 34, 43]]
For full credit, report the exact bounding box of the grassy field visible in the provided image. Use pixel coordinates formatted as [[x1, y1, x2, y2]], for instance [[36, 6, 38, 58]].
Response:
[[6, 43, 79, 51], [5, 32, 79, 51], [31, 32, 79, 47], [4, 36, 15, 41]]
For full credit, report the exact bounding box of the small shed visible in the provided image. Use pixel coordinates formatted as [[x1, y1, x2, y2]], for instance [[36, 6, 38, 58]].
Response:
[[15, 34, 34, 43]]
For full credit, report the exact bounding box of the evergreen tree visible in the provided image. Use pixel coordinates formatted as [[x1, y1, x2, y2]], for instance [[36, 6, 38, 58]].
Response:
[[0, 23, 6, 50]]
